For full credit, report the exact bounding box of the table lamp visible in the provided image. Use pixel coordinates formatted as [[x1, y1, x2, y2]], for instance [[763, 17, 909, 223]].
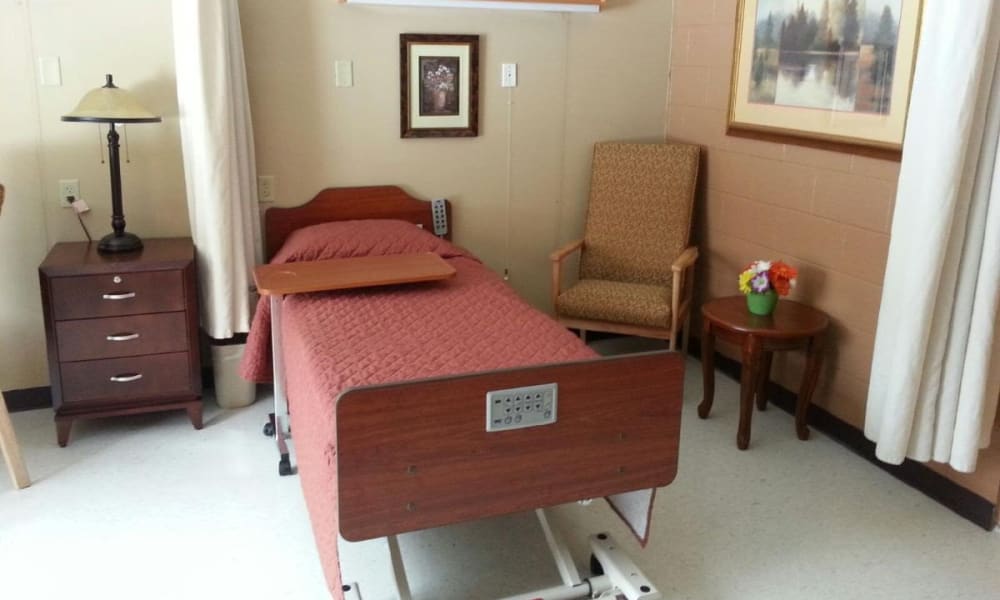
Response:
[[62, 74, 161, 253]]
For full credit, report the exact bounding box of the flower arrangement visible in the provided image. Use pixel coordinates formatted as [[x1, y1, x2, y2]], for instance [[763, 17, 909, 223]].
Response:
[[739, 260, 798, 296], [423, 64, 456, 92]]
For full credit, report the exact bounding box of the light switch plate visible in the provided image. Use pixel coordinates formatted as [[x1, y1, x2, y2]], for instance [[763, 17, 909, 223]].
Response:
[[39, 56, 62, 86], [335, 60, 354, 87], [258, 175, 275, 203]]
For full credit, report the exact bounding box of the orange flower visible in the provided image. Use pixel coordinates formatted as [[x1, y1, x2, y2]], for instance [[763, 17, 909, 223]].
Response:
[[768, 261, 798, 296], [773, 277, 791, 296]]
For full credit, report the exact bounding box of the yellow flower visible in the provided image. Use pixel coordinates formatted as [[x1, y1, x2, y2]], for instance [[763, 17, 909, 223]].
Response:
[[738, 270, 753, 295]]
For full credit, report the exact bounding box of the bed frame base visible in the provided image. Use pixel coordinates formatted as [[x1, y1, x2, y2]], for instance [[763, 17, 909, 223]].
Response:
[[343, 508, 661, 600]]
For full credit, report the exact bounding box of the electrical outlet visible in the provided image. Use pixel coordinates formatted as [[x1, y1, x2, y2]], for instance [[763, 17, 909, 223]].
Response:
[[486, 383, 558, 432], [258, 175, 275, 203], [58, 179, 79, 207]]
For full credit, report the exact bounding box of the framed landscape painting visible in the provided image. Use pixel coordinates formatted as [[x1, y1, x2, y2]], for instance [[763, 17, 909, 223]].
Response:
[[728, 0, 922, 159], [400, 34, 480, 138]]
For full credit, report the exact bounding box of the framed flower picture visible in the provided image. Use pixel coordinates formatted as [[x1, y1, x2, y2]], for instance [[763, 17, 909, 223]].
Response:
[[728, 0, 923, 159], [400, 34, 480, 138]]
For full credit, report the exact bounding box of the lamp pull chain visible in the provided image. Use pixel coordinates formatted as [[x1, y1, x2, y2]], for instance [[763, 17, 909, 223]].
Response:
[[122, 124, 131, 163], [97, 124, 106, 164]]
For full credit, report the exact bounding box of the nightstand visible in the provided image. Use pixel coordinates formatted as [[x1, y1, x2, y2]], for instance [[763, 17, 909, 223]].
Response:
[[39, 238, 203, 446]]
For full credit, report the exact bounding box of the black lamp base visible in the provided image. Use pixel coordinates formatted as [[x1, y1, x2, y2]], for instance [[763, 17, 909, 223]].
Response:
[[98, 232, 143, 254]]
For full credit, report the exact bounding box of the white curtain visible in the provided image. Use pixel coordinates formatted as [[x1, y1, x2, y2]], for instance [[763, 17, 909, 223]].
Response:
[[865, 1, 1000, 473], [173, 0, 262, 339]]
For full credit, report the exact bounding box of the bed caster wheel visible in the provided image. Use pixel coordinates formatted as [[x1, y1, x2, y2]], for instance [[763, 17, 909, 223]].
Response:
[[590, 553, 604, 576], [263, 422, 275, 437], [278, 457, 293, 476]]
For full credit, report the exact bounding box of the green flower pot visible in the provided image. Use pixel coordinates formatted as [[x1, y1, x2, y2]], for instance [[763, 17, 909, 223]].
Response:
[[747, 290, 778, 316]]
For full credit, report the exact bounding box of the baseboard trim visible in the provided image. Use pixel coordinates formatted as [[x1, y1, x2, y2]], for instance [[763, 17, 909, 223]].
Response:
[[686, 336, 998, 531], [3, 386, 53, 413]]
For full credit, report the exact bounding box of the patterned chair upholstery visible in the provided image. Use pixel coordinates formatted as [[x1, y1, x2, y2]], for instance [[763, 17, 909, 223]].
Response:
[[550, 142, 700, 350]]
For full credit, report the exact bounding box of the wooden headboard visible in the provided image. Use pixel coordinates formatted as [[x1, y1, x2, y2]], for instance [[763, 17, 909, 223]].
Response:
[[264, 185, 452, 260]]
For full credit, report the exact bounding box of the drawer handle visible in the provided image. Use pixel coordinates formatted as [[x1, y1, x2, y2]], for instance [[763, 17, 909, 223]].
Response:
[[109, 373, 143, 383], [102, 292, 136, 301], [106, 332, 140, 342]]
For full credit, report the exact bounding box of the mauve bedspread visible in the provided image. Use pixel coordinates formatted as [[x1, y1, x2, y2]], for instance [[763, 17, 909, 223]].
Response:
[[240, 220, 596, 598]]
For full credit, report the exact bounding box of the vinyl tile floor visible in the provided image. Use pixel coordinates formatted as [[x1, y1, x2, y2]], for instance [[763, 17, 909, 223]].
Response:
[[2, 339, 998, 600]]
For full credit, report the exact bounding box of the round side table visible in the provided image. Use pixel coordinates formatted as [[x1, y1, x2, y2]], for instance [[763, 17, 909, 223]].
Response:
[[698, 296, 830, 450]]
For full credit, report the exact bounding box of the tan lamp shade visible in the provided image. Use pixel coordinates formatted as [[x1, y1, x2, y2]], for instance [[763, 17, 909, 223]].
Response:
[[62, 74, 161, 124]]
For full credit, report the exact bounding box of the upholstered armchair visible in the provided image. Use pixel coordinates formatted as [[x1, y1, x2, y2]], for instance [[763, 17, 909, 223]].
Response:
[[550, 142, 700, 352]]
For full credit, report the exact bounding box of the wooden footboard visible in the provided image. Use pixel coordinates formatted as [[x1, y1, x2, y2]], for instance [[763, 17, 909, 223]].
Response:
[[336, 351, 683, 541]]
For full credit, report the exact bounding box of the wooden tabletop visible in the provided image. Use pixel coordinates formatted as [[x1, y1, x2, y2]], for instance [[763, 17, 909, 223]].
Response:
[[40, 238, 194, 276], [701, 296, 829, 338], [253, 252, 456, 296]]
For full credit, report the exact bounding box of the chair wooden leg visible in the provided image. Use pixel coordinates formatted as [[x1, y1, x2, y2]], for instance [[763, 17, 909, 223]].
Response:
[[579, 329, 587, 343], [681, 312, 692, 356], [0, 392, 30, 489]]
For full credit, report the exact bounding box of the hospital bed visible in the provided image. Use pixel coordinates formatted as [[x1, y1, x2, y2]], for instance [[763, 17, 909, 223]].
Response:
[[240, 185, 683, 600]]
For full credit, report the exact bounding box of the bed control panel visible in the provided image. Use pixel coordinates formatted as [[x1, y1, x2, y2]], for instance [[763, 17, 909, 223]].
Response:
[[486, 383, 558, 432], [431, 198, 448, 236]]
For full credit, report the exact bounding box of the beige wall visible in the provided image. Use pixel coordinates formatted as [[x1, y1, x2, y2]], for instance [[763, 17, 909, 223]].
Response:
[[668, 0, 999, 502], [0, 0, 191, 390], [4, 0, 672, 383], [0, 0, 49, 390], [238, 0, 674, 310]]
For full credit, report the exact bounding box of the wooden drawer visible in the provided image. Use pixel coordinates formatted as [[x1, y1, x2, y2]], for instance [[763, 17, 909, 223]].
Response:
[[55, 312, 189, 362], [60, 352, 194, 406], [49, 270, 185, 320]]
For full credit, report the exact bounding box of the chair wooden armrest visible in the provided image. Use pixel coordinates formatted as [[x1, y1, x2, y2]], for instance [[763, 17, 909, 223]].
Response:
[[550, 239, 584, 311], [549, 239, 584, 263], [671, 246, 699, 273], [669, 246, 699, 352]]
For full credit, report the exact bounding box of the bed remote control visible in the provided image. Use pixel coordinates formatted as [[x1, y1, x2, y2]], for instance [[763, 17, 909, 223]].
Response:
[[486, 383, 558, 432], [431, 198, 448, 236]]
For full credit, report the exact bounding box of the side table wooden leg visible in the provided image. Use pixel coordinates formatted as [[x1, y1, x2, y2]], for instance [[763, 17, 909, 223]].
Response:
[[737, 335, 762, 450], [187, 402, 204, 430], [797, 333, 826, 441], [755, 351, 772, 411], [56, 417, 72, 448], [697, 320, 715, 419]]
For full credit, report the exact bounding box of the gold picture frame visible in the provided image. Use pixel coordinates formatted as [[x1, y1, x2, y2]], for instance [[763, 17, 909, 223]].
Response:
[[728, 0, 922, 160]]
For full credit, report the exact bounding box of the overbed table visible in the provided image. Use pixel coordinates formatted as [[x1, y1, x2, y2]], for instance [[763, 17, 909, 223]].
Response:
[[698, 296, 830, 450], [253, 252, 456, 475]]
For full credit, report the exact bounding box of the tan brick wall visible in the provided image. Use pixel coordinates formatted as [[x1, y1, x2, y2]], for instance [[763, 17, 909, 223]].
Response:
[[669, 0, 900, 428], [668, 0, 1000, 503]]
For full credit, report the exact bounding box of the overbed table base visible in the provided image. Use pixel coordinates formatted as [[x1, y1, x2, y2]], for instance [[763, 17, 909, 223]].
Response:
[[344, 508, 662, 600], [266, 294, 294, 476]]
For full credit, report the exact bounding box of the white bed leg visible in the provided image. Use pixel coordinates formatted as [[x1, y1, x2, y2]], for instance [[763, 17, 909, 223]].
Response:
[[501, 523, 661, 600], [341, 582, 362, 600], [589, 533, 661, 599], [350, 518, 661, 600], [388, 535, 413, 600], [535, 509, 582, 586]]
